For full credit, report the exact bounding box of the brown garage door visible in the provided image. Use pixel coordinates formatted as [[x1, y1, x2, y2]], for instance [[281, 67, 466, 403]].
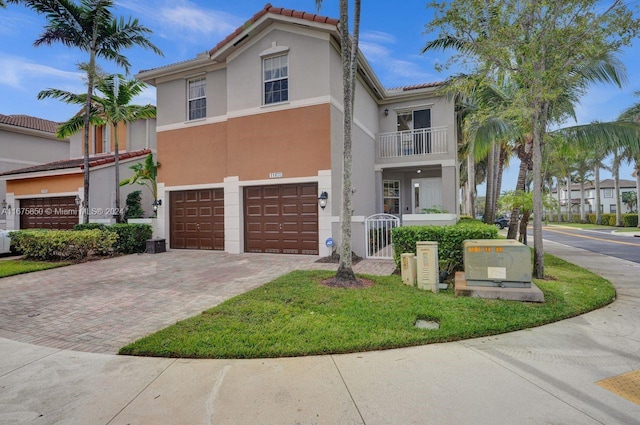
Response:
[[170, 189, 224, 250], [244, 183, 318, 255], [19, 197, 79, 230]]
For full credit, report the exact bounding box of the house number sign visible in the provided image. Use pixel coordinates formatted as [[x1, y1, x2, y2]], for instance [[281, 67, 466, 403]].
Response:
[[269, 172, 283, 179]]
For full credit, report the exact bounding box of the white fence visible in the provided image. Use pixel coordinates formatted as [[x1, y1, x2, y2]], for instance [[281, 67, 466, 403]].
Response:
[[365, 213, 400, 259]]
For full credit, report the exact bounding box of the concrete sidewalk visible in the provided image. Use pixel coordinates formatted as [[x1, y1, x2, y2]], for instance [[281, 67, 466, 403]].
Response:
[[1, 242, 639, 424]]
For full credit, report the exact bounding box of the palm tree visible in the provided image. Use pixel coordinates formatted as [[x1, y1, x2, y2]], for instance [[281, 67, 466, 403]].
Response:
[[14, 0, 162, 222], [316, 0, 361, 285], [120, 153, 160, 203], [618, 92, 640, 227], [38, 74, 156, 221]]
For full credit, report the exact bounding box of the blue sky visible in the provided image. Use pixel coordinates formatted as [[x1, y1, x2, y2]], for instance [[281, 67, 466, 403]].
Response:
[[1, 0, 639, 187]]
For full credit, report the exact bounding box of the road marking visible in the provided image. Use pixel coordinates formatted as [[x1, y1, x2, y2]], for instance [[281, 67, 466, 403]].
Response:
[[544, 227, 640, 247]]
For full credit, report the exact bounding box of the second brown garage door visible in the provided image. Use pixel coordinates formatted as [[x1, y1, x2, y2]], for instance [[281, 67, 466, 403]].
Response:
[[19, 197, 79, 230], [170, 189, 224, 250], [244, 183, 318, 255]]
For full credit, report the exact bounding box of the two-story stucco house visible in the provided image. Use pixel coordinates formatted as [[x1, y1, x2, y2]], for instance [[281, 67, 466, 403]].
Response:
[[554, 179, 637, 214], [137, 4, 459, 258], [1, 119, 157, 230], [0, 114, 70, 229]]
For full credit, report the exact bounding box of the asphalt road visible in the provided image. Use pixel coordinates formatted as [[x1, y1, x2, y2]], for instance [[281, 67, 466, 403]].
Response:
[[533, 226, 640, 264]]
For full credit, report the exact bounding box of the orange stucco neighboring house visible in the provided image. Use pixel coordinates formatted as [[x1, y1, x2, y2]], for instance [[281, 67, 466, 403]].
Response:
[[136, 4, 459, 258], [0, 118, 157, 230]]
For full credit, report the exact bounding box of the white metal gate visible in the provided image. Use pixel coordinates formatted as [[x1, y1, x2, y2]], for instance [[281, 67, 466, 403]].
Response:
[[365, 213, 400, 259]]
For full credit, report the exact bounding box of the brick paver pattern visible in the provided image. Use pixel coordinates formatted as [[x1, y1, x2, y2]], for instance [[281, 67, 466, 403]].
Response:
[[0, 251, 395, 354]]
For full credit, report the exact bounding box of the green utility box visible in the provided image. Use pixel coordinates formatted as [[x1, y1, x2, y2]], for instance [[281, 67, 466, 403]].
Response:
[[463, 239, 532, 288]]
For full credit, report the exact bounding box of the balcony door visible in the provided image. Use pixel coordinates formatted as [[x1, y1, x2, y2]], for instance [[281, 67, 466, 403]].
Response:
[[397, 109, 431, 154], [412, 177, 442, 213]]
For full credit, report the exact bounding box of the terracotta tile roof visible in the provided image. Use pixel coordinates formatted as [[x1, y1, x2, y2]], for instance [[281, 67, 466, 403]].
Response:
[[0, 113, 61, 134], [208, 3, 339, 56], [0, 149, 152, 177], [387, 82, 444, 92]]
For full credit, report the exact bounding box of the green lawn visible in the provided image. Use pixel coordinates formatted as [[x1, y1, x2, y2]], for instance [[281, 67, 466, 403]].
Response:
[[0, 258, 70, 278], [120, 254, 615, 359]]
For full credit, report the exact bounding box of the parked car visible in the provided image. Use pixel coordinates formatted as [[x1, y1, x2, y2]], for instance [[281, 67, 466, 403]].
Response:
[[494, 216, 510, 229], [474, 214, 510, 229], [0, 230, 11, 254]]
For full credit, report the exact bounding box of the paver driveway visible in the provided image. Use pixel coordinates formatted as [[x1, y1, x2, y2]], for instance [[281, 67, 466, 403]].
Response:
[[0, 251, 336, 354]]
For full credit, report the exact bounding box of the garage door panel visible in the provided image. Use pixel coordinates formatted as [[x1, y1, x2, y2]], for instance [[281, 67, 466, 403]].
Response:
[[244, 183, 318, 255], [171, 189, 224, 250], [199, 207, 213, 217], [264, 205, 280, 216], [19, 197, 79, 230]]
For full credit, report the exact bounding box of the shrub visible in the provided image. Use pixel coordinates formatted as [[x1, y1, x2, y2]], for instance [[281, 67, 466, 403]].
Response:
[[457, 215, 475, 222], [586, 213, 596, 224], [391, 222, 498, 270], [110, 223, 152, 254], [9, 229, 117, 261], [73, 223, 107, 231], [622, 213, 638, 227], [124, 190, 144, 220], [600, 213, 616, 226]]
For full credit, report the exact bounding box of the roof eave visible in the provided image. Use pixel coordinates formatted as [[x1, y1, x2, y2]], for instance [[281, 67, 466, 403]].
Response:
[[0, 123, 68, 141], [136, 56, 213, 86]]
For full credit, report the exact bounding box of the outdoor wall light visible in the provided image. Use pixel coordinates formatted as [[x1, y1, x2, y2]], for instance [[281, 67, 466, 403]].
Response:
[[318, 191, 328, 210], [74, 195, 81, 206], [152, 199, 163, 212], [384, 108, 389, 116]]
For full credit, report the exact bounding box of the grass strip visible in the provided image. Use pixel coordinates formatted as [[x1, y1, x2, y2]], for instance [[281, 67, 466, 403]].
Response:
[[0, 259, 70, 278], [120, 254, 615, 359]]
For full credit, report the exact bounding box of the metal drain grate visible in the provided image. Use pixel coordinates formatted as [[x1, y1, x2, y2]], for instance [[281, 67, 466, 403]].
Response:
[[596, 369, 640, 405]]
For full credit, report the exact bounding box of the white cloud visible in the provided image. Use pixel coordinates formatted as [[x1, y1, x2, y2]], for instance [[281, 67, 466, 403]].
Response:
[[117, 0, 241, 43], [133, 86, 157, 106], [359, 38, 433, 87], [0, 54, 83, 89], [360, 31, 397, 44]]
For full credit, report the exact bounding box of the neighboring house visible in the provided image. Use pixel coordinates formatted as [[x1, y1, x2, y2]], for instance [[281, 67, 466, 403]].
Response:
[[136, 4, 458, 257], [0, 119, 157, 230], [0, 114, 70, 229], [553, 179, 637, 214]]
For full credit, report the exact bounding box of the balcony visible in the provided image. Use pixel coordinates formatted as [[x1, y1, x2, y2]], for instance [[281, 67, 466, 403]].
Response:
[[378, 126, 448, 159]]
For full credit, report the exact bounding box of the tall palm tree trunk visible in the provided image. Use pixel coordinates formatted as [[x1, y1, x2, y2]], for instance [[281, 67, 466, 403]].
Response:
[[82, 30, 98, 224], [565, 174, 572, 222], [484, 143, 497, 223], [579, 179, 586, 223], [556, 177, 562, 221], [113, 123, 121, 222], [336, 0, 360, 283], [614, 165, 622, 226], [532, 103, 548, 279], [594, 166, 602, 224], [508, 136, 532, 239], [467, 147, 475, 217]]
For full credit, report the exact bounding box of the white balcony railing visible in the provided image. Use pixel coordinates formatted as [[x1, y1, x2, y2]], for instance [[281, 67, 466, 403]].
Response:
[[378, 126, 448, 159]]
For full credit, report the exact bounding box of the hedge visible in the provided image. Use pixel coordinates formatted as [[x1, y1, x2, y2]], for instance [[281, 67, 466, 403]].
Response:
[[9, 229, 117, 261], [391, 222, 498, 271], [74, 222, 153, 254], [623, 214, 638, 227], [110, 223, 152, 254]]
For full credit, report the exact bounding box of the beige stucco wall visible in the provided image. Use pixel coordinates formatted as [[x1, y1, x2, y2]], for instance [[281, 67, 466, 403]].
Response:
[[227, 26, 331, 112]]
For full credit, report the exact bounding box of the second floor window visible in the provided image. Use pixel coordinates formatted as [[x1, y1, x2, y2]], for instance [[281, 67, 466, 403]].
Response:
[[188, 77, 206, 120], [263, 54, 288, 105], [604, 188, 613, 198]]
